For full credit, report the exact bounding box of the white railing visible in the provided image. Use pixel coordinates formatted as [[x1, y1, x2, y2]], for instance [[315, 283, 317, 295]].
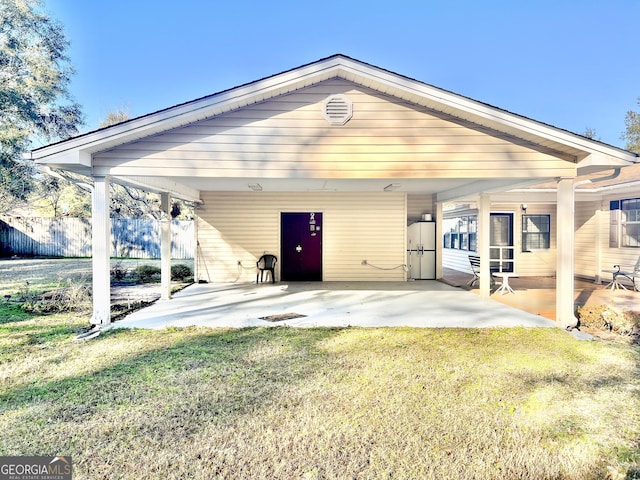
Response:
[[490, 246, 515, 272]]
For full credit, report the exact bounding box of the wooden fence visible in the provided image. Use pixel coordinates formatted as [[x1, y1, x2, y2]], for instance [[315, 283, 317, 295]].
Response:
[[0, 216, 194, 259]]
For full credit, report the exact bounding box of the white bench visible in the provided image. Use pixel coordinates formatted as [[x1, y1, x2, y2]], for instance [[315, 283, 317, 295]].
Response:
[[603, 256, 640, 291]]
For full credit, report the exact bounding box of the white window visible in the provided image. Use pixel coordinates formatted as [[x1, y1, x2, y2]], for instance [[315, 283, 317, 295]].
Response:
[[522, 214, 550, 251], [443, 215, 477, 252], [622, 199, 640, 247]]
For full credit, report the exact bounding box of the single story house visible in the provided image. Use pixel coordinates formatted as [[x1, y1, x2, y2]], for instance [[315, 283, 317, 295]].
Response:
[[30, 54, 638, 329]]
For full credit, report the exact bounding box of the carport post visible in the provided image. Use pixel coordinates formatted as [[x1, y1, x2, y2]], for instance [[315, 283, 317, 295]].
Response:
[[435, 201, 443, 279], [556, 178, 577, 329], [478, 194, 491, 299], [91, 175, 111, 325], [160, 192, 172, 301]]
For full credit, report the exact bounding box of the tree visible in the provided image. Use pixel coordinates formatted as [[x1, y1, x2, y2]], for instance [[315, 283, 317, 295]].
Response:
[[99, 107, 130, 128], [30, 173, 92, 216], [622, 97, 640, 155], [583, 127, 599, 141], [0, 0, 83, 213], [97, 108, 192, 220], [34, 107, 193, 219]]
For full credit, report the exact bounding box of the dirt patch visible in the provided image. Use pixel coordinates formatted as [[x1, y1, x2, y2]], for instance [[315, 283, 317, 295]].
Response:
[[111, 284, 162, 305], [259, 313, 307, 322]]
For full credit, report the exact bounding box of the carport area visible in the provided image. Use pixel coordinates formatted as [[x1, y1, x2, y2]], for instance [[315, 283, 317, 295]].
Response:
[[114, 280, 556, 330], [112, 268, 640, 332], [441, 269, 640, 320]]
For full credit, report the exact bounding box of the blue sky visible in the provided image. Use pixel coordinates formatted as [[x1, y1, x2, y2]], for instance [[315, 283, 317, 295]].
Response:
[[46, 0, 640, 149]]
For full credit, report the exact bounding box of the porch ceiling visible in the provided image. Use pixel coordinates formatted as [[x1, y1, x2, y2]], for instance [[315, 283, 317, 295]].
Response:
[[115, 175, 546, 199]]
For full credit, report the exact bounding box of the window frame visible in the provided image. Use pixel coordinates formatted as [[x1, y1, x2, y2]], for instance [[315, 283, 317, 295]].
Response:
[[521, 214, 551, 252], [444, 214, 477, 252], [620, 198, 640, 248]]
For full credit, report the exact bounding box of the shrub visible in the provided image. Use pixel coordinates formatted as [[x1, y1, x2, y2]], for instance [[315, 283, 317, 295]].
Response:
[[134, 265, 161, 283], [110, 261, 129, 281], [577, 305, 640, 336], [21, 279, 91, 314], [171, 264, 193, 282]]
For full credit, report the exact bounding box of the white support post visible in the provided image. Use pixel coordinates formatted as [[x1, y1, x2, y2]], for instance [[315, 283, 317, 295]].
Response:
[[594, 202, 603, 284], [160, 192, 172, 301], [91, 175, 111, 325], [435, 201, 444, 279], [478, 194, 491, 299], [193, 210, 200, 284], [556, 178, 577, 330]]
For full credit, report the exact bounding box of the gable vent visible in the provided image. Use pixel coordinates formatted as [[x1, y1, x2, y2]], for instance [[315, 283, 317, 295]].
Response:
[[323, 94, 352, 125]]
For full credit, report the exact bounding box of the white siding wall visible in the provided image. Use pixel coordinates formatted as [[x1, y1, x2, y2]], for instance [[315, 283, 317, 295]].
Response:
[[95, 79, 575, 180], [598, 195, 640, 285], [442, 203, 557, 277], [506, 203, 557, 277], [570, 197, 640, 284], [574, 200, 599, 278], [442, 249, 474, 274], [197, 192, 406, 283], [443, 198, 639, 282]]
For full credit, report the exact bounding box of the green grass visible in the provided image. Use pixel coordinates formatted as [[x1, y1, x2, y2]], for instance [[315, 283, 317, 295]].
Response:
[[1, 315, 639, 479], [0, 302, 34, 324]]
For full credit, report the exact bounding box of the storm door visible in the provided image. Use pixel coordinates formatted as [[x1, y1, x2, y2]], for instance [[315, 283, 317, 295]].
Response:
[[280, 212, 323, 281], [490, 213, 514, 272]]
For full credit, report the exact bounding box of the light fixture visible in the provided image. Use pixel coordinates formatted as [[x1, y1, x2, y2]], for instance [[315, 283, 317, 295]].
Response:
[[248, 183, 262, 191], [384, 183, 401, 191], [521, 204, 528, 213]]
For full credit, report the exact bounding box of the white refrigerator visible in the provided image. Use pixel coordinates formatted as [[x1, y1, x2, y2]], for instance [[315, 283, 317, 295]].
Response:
[[407, 221, 436, 280]]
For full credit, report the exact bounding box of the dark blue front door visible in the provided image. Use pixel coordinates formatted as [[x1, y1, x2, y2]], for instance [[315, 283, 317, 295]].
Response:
[[281, 212, 323, 281]]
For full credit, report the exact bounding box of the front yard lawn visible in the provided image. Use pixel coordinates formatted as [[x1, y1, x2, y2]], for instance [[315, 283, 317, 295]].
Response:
[[1, 313, 639, 479]]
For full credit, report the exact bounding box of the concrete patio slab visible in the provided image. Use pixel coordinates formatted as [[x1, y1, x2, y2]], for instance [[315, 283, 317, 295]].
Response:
[[113, 281, 557, 330]]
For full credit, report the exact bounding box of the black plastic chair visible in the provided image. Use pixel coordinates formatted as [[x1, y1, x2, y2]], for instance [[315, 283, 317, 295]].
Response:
[[256, 254, 277, 283]]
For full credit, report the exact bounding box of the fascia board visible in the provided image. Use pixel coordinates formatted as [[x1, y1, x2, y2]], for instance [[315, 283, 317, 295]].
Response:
[[31, 54, 638, 167], [31, 60, 345, 162], [32, 149, 91, 166], [511, 179, 640, 195], [336, 60, 637, 163], [577, 153, 637, 174]]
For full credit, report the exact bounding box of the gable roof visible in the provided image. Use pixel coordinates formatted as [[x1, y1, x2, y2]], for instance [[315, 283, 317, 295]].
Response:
[[30, 54, 637, 204], [32, 54, 637, 165]]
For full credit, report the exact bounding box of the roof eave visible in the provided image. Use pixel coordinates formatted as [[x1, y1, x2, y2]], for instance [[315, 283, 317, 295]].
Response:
[[31, 54, 639, 168], [31, 56, 351, 162]]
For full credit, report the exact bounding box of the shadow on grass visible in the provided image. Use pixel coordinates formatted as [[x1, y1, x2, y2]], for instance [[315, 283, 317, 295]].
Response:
[[0, 326, 341, 424], [2, 321, 639, 479], [0, 309, 88, 356]]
